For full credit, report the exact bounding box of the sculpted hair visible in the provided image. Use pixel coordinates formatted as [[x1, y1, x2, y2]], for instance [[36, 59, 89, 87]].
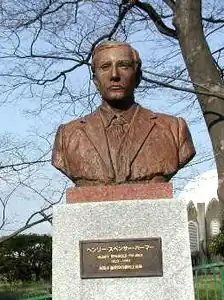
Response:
[[91, 41, 142, 83]]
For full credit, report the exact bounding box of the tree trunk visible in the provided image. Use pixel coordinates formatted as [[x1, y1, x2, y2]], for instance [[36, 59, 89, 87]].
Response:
[[174, 0, 224, 207]]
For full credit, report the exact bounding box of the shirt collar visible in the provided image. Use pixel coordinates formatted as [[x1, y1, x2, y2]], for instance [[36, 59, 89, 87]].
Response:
[[99, 102, 138, 128]]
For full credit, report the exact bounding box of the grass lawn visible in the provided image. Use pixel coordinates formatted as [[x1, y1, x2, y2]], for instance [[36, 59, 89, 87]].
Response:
[[0, 276, 223, 300], [0, 281, 51, 300]]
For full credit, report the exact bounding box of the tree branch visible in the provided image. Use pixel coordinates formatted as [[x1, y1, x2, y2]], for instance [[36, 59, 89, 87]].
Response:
[[162, 0, 175, 11], [0, 159, 50, 171], [19, 0, 82, 28], [0, 215, 52, 244], [135, 1, 177, 38], [142, 75, 224, 100], [0, 184, 67, 243], [203, 17, 224, 24]]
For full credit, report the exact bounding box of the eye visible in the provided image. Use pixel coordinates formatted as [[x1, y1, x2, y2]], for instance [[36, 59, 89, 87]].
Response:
[[100, 63, 111, 71], [118, 62, 133, 69]]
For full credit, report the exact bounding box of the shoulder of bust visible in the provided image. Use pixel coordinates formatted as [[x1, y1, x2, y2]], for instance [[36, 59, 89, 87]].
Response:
[[62, 110, 99, 130], [139, 106, 179, 123], [154, 112, 179, 123]]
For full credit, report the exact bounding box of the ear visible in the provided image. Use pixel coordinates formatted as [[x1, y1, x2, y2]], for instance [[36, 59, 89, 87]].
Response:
[[92, 74, 100, 90], [135, 70, 142, 88]]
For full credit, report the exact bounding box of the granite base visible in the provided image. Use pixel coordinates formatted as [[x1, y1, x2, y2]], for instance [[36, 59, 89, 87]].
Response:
[[52, 198, 194, 300]]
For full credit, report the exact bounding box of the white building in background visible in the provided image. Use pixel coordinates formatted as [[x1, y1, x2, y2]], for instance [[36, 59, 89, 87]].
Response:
[[178, 169, 220, 264]]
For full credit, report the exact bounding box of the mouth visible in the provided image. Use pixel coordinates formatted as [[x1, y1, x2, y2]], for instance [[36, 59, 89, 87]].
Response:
[[109, 86, 124, 91]]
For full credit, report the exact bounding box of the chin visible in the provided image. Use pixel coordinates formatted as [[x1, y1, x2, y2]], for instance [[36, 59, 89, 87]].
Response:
[[105, 97, 127, 103], [104, 93, 129, 102], [103, 97, 134, 110]]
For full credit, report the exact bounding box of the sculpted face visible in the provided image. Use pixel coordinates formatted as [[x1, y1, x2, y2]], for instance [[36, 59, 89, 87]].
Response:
[[93, 45, 139, 103]]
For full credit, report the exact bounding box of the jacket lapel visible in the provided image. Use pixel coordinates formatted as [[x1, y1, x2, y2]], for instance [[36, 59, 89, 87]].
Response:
[[83, 110, 114, 180], [117, 106, 157, 180]]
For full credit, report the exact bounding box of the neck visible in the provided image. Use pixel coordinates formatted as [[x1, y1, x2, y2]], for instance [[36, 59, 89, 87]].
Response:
[[102, 98, 135, 113]]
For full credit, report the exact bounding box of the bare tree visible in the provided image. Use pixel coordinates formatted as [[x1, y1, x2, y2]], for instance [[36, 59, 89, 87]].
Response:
[[130, 0, 224, 203], [0, 131, 67, 241]]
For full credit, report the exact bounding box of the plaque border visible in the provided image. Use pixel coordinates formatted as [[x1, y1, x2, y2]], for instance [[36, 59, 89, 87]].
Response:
[[79, 237, 163, 279]]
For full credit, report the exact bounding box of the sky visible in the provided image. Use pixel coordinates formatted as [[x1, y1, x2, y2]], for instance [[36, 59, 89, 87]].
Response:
[[0, 0, 221, 237]]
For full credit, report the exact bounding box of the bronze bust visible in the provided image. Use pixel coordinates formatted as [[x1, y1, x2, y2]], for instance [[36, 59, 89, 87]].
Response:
[[52, 41, 196, 186]]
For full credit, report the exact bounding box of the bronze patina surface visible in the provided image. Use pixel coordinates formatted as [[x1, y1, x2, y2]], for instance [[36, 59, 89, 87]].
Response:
[[80, 238, 163, 279], [52, 41, 196, 186]]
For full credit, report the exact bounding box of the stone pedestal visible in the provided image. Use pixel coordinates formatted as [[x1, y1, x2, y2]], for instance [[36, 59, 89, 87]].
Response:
[[53, 184, 194, 300], [66, 183, 172, 203]]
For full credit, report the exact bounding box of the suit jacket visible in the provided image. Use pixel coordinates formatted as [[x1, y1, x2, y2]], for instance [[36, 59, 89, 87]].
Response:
[[52, 105, 196, 186]]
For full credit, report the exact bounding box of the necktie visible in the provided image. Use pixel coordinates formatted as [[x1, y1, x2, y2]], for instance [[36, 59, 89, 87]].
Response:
[[107, 116, 128, 177], [108, 116, 126, 141]]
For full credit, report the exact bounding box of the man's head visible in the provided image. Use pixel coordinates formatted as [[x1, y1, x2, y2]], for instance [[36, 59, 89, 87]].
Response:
[[91, 41, 142, 105]]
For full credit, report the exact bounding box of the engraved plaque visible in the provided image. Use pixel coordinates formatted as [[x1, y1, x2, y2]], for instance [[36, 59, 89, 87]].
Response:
[[80, 238, 163, 279]]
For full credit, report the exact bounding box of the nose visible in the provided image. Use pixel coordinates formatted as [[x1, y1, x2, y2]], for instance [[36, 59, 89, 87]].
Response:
[[110, 66, 120, 82]]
